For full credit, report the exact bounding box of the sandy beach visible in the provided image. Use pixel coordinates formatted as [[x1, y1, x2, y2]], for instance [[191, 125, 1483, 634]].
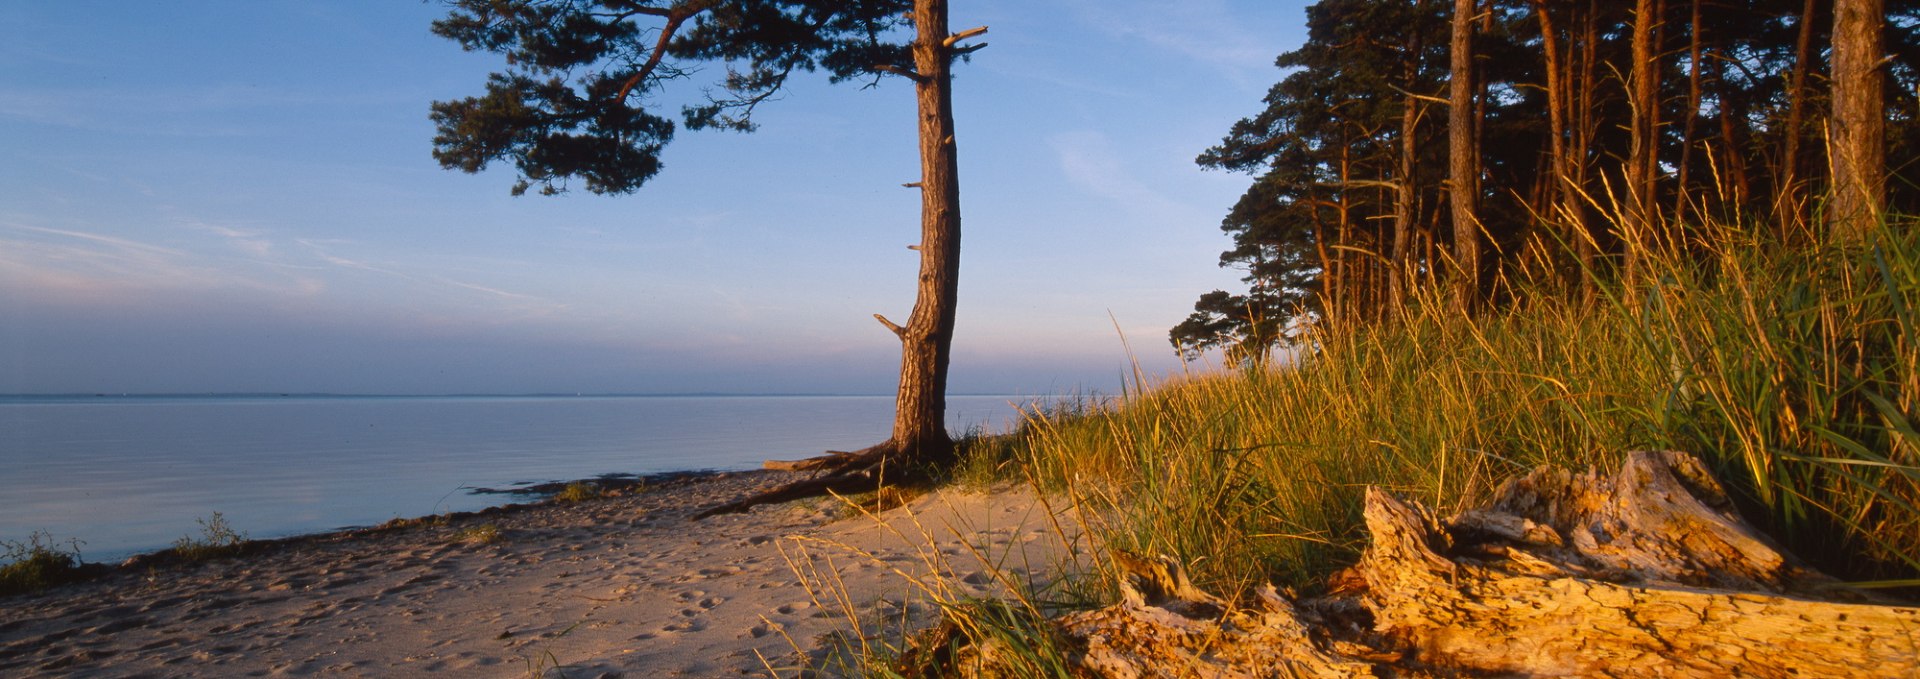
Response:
[[0, 471, 1084, 677]]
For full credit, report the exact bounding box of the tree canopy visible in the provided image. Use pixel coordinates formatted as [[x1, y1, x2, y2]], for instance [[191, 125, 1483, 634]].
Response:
[[429, 0, 913, 196], [1175, 0, 1920, 357]]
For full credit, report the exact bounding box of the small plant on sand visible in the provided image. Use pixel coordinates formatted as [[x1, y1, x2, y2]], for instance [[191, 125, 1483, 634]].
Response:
[[455, 523, 503, 545], [171, 512, 249, 562], [0, 531, 88, 596], [553, 482, 599, 503]]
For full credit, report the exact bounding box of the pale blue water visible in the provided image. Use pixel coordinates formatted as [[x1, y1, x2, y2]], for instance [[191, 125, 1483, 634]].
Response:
[[0, 394, 1037, 564]]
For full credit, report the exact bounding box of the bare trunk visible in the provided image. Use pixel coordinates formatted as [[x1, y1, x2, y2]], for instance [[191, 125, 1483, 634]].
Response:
[[1336, 140, 1354, 322], [885, 0, 963, 460], [1830, 0, 1886, 242], [1449, 0, 1480, 312], [1392, 98, 1416, 310], [1625, 0, 1658, 285], [697, 0, 968, 517], [1392, 25, 1421, 311], [1535, 0, 1587, 296], [1776, 0, 1817, 235], [1672, 0, 1701, 225], [1573, 0, 1597, 281]]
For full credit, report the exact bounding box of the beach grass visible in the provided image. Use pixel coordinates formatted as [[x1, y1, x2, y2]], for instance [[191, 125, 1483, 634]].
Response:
[[960, 212, 1918, 601]]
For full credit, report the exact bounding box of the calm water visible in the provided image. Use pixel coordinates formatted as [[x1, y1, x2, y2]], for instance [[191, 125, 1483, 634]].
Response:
[[0, 394, 1037, 564]]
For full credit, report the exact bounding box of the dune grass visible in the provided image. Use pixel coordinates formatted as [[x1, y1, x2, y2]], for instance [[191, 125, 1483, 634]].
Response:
[[963, 214, 1918, 599]]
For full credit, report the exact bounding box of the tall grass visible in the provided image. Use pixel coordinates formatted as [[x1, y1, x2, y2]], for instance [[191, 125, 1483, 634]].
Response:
[[982, 214, 1918, 594]]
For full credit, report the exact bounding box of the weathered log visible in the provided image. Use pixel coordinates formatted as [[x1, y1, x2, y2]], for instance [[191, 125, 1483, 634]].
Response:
[[1055, 552, 1383, 679], [1357, 451, 1917, 677], [1014, 451, 1920, 678]]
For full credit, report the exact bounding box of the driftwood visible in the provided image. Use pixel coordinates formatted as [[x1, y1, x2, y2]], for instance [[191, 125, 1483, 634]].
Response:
[[959, 451, 1920, 677]]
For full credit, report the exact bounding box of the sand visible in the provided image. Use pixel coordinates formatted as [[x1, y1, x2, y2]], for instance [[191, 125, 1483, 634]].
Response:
[[0, 471, 1087, 678]]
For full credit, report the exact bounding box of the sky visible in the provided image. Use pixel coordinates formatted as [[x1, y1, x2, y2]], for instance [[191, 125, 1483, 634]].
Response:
[[0, 1, 1311, 396]]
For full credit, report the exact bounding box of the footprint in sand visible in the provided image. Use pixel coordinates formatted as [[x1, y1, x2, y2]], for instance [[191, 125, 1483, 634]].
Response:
[[661, 619, 708, 633]]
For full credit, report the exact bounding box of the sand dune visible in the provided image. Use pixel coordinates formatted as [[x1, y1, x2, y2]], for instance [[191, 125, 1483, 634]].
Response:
[[0, 471, 1084, 677]]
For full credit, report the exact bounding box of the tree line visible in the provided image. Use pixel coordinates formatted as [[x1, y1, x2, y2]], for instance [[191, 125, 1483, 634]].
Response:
[[1174, 0, 1918, 360]]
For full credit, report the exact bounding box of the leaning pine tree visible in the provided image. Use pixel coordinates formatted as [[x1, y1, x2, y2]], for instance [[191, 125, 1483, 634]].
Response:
[[429, 0, 985, 510]]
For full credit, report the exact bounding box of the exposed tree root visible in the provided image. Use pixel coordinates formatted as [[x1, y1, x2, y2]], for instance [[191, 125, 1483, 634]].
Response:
[[693, 440, 949, 519], [929, 451, 1920, 678]]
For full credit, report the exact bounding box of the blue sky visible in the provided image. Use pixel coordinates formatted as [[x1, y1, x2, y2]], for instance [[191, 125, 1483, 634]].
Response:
[[0, 1, 1310, 396]]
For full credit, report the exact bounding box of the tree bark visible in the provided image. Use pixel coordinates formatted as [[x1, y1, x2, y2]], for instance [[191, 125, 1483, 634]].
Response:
[[1672, 0, 1702, 226], [1830, 0, 1886, 243], [1534, 0, 1589, 297], [1448, 0, 1480, 312], [1624, 0, 1659, 285], [893, 0, 962, 460], [1392, 15, 1424, 312], [1775, 0, 1817, 236]]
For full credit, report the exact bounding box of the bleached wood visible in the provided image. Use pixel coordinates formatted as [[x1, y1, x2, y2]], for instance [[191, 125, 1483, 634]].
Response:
[[1018, 452, 1919, 678]]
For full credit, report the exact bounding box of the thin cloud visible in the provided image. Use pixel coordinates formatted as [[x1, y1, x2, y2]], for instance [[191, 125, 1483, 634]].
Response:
[[1049, 130, 1188, 221], [1064, 0, 1281, 83], [179, 219, 274, 258], [5, 223, 188, 257]]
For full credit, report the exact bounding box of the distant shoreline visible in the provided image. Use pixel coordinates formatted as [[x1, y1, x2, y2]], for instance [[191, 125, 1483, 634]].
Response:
[[0, 391, 1038, 401]]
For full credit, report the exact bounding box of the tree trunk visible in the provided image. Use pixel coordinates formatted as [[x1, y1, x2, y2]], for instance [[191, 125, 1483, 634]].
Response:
[[1534, 0, 1588, 296], [1830, 0, 1886, 243], [892, 0, 962, 460], [1624, 0, 1658, 285], [1449, 0, 1480, 312], [1573, 0, 1598, 282], [1392, 18, 1424, 312], [1672, 0, 1702, 226], [695, 0, 967, 518], [1776, 0, 1817, 236]]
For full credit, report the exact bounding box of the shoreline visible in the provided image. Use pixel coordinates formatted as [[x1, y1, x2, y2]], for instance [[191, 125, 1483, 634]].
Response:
[[102, 468, 754, 572], [0, 469, 1081, 676]]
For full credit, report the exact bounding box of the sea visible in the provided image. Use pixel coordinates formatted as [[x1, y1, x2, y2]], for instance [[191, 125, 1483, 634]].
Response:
[[0, 394, 1041, 564]]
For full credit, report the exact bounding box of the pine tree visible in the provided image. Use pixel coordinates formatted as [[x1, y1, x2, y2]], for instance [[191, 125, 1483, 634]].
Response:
[[429, 0, 989, 492]]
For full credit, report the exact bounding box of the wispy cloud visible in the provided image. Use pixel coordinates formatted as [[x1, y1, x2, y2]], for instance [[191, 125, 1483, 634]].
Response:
[[1062, 0, 1282, 84], [0, 223, 220, 299], [1049, 130, 1189, 221], [180, 219, 274, 258]]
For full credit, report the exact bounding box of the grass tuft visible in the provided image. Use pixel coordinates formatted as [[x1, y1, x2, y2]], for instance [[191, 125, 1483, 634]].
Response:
[[553, 482, 600, 503], [169, 512, 250, 562], [454, 523, 504, 545], [0, 531, 89, 596]]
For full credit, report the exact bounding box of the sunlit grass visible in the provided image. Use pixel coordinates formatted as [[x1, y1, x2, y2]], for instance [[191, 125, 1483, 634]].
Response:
[[982, 213, 1918, 594]]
